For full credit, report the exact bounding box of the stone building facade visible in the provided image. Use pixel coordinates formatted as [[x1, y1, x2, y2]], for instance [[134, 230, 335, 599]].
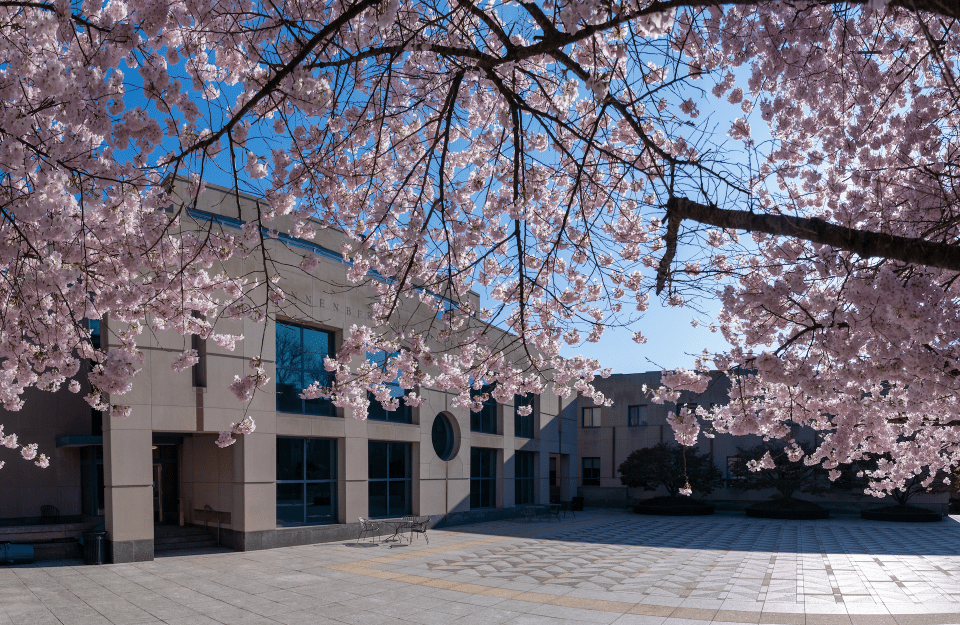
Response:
[[0, 180, 578, 562]]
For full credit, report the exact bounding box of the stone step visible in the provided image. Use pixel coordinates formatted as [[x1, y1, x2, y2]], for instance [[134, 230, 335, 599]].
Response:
[[153, 525, 219, 552], [154, 539, 218, 552]]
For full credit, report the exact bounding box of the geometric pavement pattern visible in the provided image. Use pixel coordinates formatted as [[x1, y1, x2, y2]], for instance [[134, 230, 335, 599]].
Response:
[[4, 510, 960, 625], [423, 516, 960, 605]]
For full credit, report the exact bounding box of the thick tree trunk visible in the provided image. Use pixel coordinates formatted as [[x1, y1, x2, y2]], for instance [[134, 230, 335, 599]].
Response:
[[656, 197, 960, 294]]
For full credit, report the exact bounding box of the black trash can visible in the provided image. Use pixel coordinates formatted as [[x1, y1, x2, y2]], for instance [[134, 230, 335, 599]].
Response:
[[82, 532, 107, 565]]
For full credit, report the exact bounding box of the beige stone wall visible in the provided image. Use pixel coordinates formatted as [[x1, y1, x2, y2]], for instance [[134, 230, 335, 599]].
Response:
[[79, 179, 577, 556], [1, 179, 578, 556]]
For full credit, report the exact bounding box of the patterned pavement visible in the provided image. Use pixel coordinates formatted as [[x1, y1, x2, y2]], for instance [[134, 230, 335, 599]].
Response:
[[2, 510, 960, 625]]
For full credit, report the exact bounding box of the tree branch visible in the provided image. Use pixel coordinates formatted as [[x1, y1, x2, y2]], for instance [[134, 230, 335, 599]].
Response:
[[656, 196, 960, 294]]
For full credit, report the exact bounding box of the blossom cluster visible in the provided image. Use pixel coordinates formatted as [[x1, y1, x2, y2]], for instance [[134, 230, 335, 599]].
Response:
[[0, 0, 957, 497]]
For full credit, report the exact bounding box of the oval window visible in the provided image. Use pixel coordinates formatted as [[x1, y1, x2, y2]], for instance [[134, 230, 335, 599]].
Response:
[[431, 413, 458, 461]]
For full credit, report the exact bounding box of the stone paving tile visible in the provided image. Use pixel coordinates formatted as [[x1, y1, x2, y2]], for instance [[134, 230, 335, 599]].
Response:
[[4, 511, 960, 624]]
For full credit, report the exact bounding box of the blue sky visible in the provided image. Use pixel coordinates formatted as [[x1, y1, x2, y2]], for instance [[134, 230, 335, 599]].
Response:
[[559, 296, 730, 373]]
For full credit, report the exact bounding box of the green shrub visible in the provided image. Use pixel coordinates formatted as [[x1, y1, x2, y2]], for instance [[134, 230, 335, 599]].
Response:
[[728, 442, 827, 500], [618, 443, 722, 498]]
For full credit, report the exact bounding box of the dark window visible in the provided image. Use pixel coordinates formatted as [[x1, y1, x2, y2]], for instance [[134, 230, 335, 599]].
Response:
[[470, 447, 497, 508], [470, 384, 497, 434], [191, 312, 207, 388], [514, 394, 534, 439], [366, 351, 412, 423], [627, 405, 647, 427], [86, 319, 104, 434], [276, 437, 337, 526], [582, 457, 601, 486], [368, 441, 412, 518], [88, 319, 101, 350], [549, 456, 557, 487], [582, 407, 600, 428], [431, 413, 457, 460], [80, 446, 104, 517], [515, 450, 535, 505], [276, 322, 336, 416]]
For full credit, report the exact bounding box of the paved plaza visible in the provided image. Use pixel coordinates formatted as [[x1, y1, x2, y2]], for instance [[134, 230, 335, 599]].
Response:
[[2, 510, 960, 625]]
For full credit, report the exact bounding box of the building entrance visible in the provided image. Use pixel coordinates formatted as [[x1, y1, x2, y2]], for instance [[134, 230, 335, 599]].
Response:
[[152, 445, 180, 525]]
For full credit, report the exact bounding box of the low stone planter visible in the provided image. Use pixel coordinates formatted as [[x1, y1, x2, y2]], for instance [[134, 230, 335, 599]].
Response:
[[745, 498, 830, 520], [860, 505, 943, 522], [746, 508, 830, 520], [632, 497, 715, 516]]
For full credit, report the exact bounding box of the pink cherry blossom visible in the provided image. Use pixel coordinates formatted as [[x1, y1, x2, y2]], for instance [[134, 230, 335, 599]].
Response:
[[0, 0, 955, 496]]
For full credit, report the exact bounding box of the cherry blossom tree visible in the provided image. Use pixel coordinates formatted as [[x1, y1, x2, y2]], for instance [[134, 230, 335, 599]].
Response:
[[1, 0, 959, 493]]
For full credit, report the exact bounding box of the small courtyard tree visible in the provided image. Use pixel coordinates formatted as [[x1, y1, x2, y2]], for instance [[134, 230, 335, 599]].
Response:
[[619, 443, 722, 499], [839, 454, 959, 509], [728, 442, 828, 502]]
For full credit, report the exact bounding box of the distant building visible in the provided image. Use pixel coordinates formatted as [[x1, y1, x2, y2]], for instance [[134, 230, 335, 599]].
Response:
[[576, 372, 950, 513]]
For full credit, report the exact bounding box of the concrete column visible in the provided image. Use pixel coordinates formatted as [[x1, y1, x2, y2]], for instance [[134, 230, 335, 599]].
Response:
[[103, 408, 154, 563], [559, 454, 574, 502], [229, 430, 276, 550], [502, 446, 515, 508], [343, 432, 368, 521]]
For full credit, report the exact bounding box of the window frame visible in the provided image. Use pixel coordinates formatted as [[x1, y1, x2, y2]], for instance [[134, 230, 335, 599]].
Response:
[[514, 393, 535, 439], [514, 450, 535, 505], [470, 383, 498, 434], [470, 447, 497, 509], [582, 457, 601, 486], [275, 321, 336, 416], [276, 437, 338, 527], [582, 406, 600, 428], [367, 441, 412, 518], [365, 351, 413, 424], [627, 405, 647, 427]]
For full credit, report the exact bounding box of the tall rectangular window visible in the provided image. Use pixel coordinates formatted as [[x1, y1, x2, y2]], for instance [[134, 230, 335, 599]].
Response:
[[627, 405, 647, 427], [515, 450, 535, 505], [368, 441, 412, 518], [514, 394, 534, 439], [276, 437, 337, 526], [470, 384, 497, 434], [191, 312, 207, 388], [366, 351, 412, 423], [276, 322, 336, 416], [582, 457, 601, 486], [582, 407, 600, 428], [471, 447, 497, 508], [87, 319, 101, 349]]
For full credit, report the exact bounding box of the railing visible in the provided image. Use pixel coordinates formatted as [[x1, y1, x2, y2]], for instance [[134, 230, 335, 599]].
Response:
[[203, 505, 221, 547]]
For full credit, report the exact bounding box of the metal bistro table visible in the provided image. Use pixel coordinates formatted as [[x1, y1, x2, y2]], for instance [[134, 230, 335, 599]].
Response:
[[383, 519, 414, 543]]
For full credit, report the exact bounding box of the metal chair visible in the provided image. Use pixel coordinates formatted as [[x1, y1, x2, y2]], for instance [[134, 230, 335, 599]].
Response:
[[357, 517, 380, 543], [40, 505, 60, 525], [408, 517, 430, 544]]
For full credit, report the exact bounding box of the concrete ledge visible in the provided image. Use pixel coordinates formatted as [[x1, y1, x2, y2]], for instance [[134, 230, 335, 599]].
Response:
[[0, 522, 100, 542], [217, 508, 527, 552], [33, 541, 82, 561], [432, 507, 521, 528]]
